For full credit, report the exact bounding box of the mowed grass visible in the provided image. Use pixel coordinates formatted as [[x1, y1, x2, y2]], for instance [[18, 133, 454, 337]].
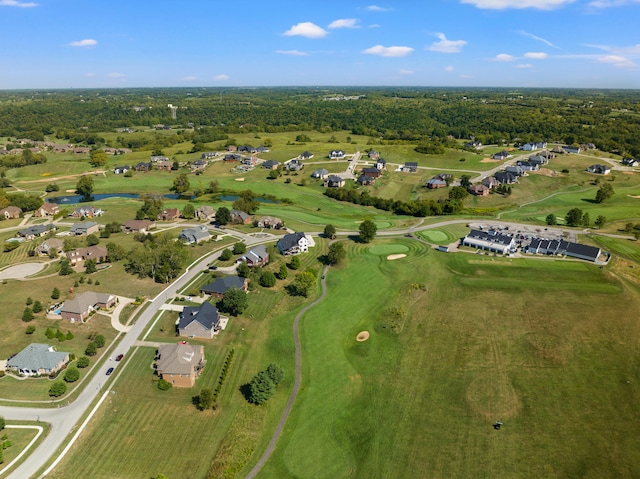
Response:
[[254, 241, 640, 479]]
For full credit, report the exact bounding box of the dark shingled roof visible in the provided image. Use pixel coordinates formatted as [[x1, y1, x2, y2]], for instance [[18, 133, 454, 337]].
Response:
[[179, 302, 220, 331], [201, 276, 246, 295]]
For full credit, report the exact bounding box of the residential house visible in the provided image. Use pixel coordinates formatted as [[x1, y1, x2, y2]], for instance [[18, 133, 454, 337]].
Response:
[[482, 176, 500, 189], [36, 238, 64, 256], [122, 219, 156, 234], [462, 229, 515, 255], [492, 150, 511, 160], [178, 302, 221, 339], [329, 150, 345, 159], [150, 155, 169, 163], [562, 145, 581, 154], [226, 145, 237, 152], [357, 174, 375, 186], [361, 167, 381, 178], [66, 245, 108, 267], [520, 141, 547, 151], [528, 155, 548, 167], [539, 150, 555, 160], [230, 209, 252, 225], [242, 244, 269, 267], [34, 203, 60, 217], [156, 343, 205, 388], [277, 232, 309, 256], [426, 177, 447, 189], [74, 147, 91, 154], [587, 164, 611, 175], [70, 206, 103, 218], [505, 165, 526, 176], [262, 160, 279, 170], [69, 221, 100, 236], [256, 145, 270, 153], [158, 208, 180, 221], [367, 150, 380, 160], [195, 205, 215, 220], [18, 224, 56, 240], [238, 145, 256, 153], [241, 156, 258, 167], [0, 206, 22, 219], [134, 162, 151, 172], [286, 159, 304, 171], [60, 291, 116, 322], [201, 275, 249, 298], [403, 162, 418, 173], [464, 140, 482, 148], [256, 216, 283, 229], [311, 168, 329, 179], [299, 151, 314, 160], [324, 175, 345, 188], [190, 159, 208, 172], [179, 225, 211, 244], [223, 153, 241, 162], [516, 161, 539, 172], [156, 160, 173, 171], [6, 344, 70, 377], [551, 146, 565, 154], [374, 158, 387, 170], [201, 152, 217, 160], [622, 158, 640, 167], [494, 171, 518, 184], [52, 144, 72, 153], [467, 184, 490, 196]]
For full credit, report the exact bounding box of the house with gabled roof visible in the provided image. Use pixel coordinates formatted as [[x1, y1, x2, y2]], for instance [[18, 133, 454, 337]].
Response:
[[286, 159, 304, 171], [6, 343, 70, 377], [190, 159, 208, 172], [18, 224, 56, 240], [179, 302, 221, 339], [158, 208, 180, 221], [69, 221, 100, 236], [262, 160, 279, 170], [374, 158, 387, 170], [34, 203, 59, 217], [256, 216, 283, 229], [178, 225, 211, 244], [36, 238, 64, 256], [195, 205, 215, 220], [70, 206, 102, 218], [134, 162, 151, 172], [361, 167, 381, 178], [587, 164, 611, 175], [492, 150, 511, 160], [122, 219, 156, 234], [562, 145, 581, 154], [311, 168, 329, 179], [367, 150, 380, 160], [201, 152, 217, 160], [528, 155, 548, 166], [0, 206, 22, 219], [242, 244, 269, 267], [622, 158, 640, 167], [201, 275, 249, 298], [467, 184, 490, 196], [329, 150, 345, 159], [223, 153, 241, 162], [299, 151, 314, 160], [403, 162, 418, 173], [60, 291, 116, 322], [494, 171, 518, 184], [150, 155, 169, 163], [230, 209, 252, 225], [277, 232, 309, 256], [462, 229, 515, 254], [357, 174, 375, 186], [66, 245, 108, 267], [156, 343, 205, 388], [324, 175, 345, 188]]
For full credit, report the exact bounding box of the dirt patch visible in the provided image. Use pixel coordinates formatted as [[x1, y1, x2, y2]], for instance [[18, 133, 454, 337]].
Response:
[[628, 195, 640, 199], [356, 331, 370, 342], [466, 372, 520, 420], [235, 178, 245, 181], [623, 171, 634, 175], [480, 158, 501, 163], [531, 168, 557, 177], [387, 254, 407, 260]]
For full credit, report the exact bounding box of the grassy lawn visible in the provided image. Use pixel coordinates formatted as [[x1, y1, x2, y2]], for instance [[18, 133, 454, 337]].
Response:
[[0, 425, 42, 470]]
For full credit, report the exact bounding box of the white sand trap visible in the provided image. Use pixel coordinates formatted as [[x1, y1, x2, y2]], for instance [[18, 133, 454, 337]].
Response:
[[628, 195, 640, 199], [387, 254, 407, 260], [65, 189, 76, 193], [356, 331, 370, 342], [235, 178, 245, 182]]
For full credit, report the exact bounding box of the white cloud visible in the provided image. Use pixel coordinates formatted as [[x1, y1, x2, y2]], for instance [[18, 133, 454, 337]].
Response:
[[588, 0, 640, 7], [493, 53, 515, 62], [428, 33, 467, 53], [284, 22, 328, 39], [108, 72, 125, 78], [597, 55, 637, 69], [69, 39, 98, 47], [445, 65, 455, 72], [399, 69, 415, 75], [362, 45, 413, 57], [276, 50, 310, 56], [328, 18, 359, 29], [524, 51, 548, 59], [516, 63, 534, 68], [517, 30, 557, 48], [183, 76, 197, 81], [0, 0, 37, 7], [460, 0, 574, 9], [214, 74, 230, 81], [366, 5, 391, 11]]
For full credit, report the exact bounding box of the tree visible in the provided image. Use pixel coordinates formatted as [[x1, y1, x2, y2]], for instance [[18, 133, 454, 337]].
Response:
[[75, 175, 94, 199], [266, 363, 285, 386], [248, 370, 275, 405], [172, 173, 190, 195], [22, 307, 34, 322], [94, 334, 106, 348], [268, 170, 279, 180], [106, 242, 126, 262], [460, 175, 471, 187], [545, 214, 557, 225], [182, 203, 195, 219], [77, 356, 90, 368], [49, 381, 67, 397], [0, 416, 5, 430], [288, 271, 316, 297], [157, 379, 172, 391], [220, 248, 233, 261], [595, 183, 614, 203], [197, 388, 215, 410], [26, 297, 33, 306], [45, 327, 56, 339], [64, 366, 80, 383], [277, 263, 289, 280], [221, 288, 248, 316], [86, 234, 100, 246], [216, 206, 231, 225], [565, 208, 583, 227], [25, 325, 36, 335], [85, 342, 97, 356], [56, 329, 66, 342], [582, 212, 591, 227], [289, 255, 301, 270], [32, 300, 43, 314], [89, 149, 108, 167], [448, 186, 469, 200], [327, 242, 346, 265], [237, 262, 251, 278], [359, 219, 378, 243], [232, 242, 246, 255], [259, 271, 276, 287], [59, 258, 73, 276], [66, 330, 74, 340], [324, 224, 336, 239], [85, 258, 97, 274], [595, 215, 607, 229]]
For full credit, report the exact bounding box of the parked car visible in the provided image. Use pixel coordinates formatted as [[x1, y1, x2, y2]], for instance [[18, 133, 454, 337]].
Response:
[[106, 367, 114, 376], [115, 354, 123, 362]]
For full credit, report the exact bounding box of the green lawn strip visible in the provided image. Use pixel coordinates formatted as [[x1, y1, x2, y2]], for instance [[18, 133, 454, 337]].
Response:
[[0, 422, 49, 473], [589, 235, 640, 263]]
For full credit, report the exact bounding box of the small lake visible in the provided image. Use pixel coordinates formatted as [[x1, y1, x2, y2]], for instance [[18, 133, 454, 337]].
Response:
[[47, 193, 187, 204]]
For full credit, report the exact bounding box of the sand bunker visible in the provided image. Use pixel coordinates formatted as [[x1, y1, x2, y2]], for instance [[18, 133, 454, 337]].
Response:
[[65, 189, 76, 193], [387, 254, 407, 260], [235, 178, 245, 181], [628, 195, 640, 199], [356, 331, 370, 342]]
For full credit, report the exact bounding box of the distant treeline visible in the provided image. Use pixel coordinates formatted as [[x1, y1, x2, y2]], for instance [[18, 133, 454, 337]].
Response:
[[1, 87, 640, 156]]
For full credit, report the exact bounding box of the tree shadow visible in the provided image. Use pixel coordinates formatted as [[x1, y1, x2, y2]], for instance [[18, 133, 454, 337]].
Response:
[[317, 254, 331, 266], [581, 198, 598, 204], [348, 234, 365, 243], [239, 383, 252, 403]]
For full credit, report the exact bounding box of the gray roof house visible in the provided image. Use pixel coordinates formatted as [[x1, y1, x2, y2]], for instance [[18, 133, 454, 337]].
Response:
[[243, 244, 269, 267], [18, 223, 56, 239], [7, 343, 70, 377], [179, 225, 211, 244], [324, 175, 345, 188], [69, 221, 100, 236], [179, 302, 221, 339], [311, 168, 329, 179], [201, 275, 249, 297], [262, 160, 279, 170], [403, 162, 418, 173], [60, 291, 116, 322], [587, 164, 611, 175], [195, 205, 216, 220], [156, 343, 205, 388], [277, 232, 309, 256]]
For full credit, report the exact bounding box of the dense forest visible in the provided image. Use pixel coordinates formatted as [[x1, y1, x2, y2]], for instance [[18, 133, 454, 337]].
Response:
[[1, 87, 639, 156]]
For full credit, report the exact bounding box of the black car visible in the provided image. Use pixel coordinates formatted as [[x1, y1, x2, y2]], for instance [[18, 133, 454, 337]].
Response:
[[106, 367, 114, 376]]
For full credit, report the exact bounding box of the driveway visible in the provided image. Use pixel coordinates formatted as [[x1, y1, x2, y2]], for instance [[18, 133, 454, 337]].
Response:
[[0, 262, 46, 280]]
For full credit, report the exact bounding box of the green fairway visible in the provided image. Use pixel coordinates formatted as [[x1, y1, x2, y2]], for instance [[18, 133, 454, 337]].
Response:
[[367, 243, 410, 255]]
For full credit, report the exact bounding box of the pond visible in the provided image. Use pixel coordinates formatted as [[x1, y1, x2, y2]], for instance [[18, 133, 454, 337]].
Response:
[[47, 193, 187, 204]]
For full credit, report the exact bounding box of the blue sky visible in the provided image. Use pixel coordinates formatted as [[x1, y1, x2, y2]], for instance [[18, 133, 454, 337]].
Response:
[[1, 0, 639, 89]]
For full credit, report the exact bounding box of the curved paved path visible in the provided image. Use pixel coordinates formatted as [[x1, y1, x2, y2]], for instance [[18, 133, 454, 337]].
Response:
[[245, 263, 330, 479], [0, 262, 46, 280]]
